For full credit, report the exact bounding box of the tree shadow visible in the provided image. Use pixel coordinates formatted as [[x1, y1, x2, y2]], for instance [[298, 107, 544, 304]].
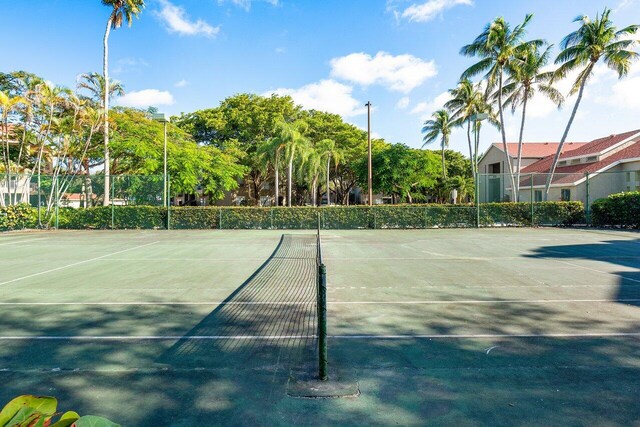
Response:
[[526, 237, 640, 306]]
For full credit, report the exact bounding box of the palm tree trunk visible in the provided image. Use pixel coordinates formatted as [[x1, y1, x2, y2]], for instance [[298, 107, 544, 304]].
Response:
[[545, 63, 593, 198], [497, 69, 517, 200], [312, 176, 318, 206], [274, 151, 279, 206], [466, 120, 475, 177], [103, 17, 112, 206], [441, 142, 447, 179], [515, 91, 529, 202], [326, 155, 331, 205], [287, 155, 293, 207]]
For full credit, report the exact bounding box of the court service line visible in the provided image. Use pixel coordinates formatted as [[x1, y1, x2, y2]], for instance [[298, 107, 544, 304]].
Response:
[[552, 259, 640, 284], [0, 241, 160, 287], [0, 332, 639, 341], [0, 298, 639, 306]]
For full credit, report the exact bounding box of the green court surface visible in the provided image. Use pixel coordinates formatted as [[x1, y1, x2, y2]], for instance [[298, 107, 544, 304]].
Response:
[[1, 228, 639, 426]]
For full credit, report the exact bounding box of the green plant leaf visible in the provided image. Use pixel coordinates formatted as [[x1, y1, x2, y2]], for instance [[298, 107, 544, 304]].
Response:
[[0, 396, 57, 426], [50, 411, 80, 427], [73, 415, 120, 427]]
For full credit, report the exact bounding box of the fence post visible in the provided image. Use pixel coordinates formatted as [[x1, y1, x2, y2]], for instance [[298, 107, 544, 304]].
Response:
[[530, 173, 534, 226], [475, 172, 480, 228], [585, 172, 590, 226], [219, 207, 223, 230], [167, 174, 171, 231], [270, 207, 274, 229], [37, 172, 42, 228], [318, 263, 328, 381], [111, 175, 115, 229], [54, 175, 59, 230]]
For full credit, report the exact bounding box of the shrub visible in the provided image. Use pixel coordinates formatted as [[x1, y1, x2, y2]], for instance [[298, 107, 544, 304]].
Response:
[[0, 394, 119, 427], [591, 192, 640, 228], [0, 204, 38, 231]]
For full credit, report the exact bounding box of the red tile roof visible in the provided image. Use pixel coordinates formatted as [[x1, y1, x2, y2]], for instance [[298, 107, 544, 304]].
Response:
[[558, 129, 640, 158], [521, 140, 640, 186], [492, 142, 588, 158]]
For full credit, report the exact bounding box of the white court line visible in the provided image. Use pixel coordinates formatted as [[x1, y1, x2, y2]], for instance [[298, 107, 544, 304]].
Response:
[[0, 332, 639, 340], [552, 259, 640, 284], [0, 241, 160, 287], [0, 298, 639, 306], [0, 238, 47, 246]]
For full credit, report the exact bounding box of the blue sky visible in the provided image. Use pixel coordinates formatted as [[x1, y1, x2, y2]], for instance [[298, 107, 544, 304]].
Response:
[[2, 0, 639, 155]]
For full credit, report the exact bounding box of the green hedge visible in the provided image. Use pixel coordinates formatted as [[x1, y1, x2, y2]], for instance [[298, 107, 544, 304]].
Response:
[[1, 201, 585, 231], [0, 204, 38, 231], [591, 192, 640, 228]]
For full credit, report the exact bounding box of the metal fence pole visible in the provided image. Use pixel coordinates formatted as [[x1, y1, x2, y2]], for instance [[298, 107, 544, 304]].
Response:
[[111, 175, 115, 229], [318, 263, 328, 381], [475, 172, 480, 228], [167, 174, 171, 231], [585, 172, 590, 226], [270, 207, 274, 229], [54, 175, 59, 230], [219, 207, 223, 230], [530, 173, 534, 226]]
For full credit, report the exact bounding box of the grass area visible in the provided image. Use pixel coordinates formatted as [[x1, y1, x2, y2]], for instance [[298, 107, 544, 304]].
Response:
[[0, 228, 639, 425]]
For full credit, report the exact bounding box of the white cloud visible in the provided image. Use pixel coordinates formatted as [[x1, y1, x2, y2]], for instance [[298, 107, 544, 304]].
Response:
[[217, 0, 279, 11], [174, 79, 189, 88], [396, 97, 410, 109], [265, 79, 367, 118], [157, 0, 219, 37], [400, 0, 473, 23], [112, 57, 149, 74], [330, 51, 437, 93], [410, 91, 451, 118], [610, 76, 640, 110], [275, 47, 286, 54], [117, 89, 175, 108]]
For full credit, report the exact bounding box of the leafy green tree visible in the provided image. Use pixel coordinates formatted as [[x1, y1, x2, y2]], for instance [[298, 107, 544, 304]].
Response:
[[101, 0, 145, 206], [545, 8, 638, 195]]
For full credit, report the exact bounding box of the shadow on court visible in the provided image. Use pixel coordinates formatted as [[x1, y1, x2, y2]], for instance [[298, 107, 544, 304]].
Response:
[[527, 237, 640, 306]]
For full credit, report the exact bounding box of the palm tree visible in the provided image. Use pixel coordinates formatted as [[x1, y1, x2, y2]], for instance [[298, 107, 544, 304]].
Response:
[[502, 44, 564, 200], [258, 134, 286, 206], [101, 0, 145, 206], [545, 8, 638, 195], [317, 139, 341, 206], [461, 14, 542, 200], [272, 120, 309, 206], [77, 72, 124, 105], [422, 110, 455, 179], [445, 79, 483, 177], [0, 91, 25, 206]]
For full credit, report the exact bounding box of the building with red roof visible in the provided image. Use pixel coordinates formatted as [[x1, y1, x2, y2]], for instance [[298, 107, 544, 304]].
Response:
[[477, 129, 640, 204]]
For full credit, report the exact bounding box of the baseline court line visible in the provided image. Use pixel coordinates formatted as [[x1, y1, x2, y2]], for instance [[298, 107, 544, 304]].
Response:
[[0, 332, 639, 340], [0, 241, 160, 287], [0, 238, 47, 246], [0, 298, 638, 306]]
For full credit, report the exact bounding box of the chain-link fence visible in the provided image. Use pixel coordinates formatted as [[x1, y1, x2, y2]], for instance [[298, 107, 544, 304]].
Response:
[[477, 171, 639, 222], [0, 173, 164, 228]]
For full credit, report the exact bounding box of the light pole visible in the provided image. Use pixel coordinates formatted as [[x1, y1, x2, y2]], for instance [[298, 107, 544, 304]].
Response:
[[152, 112, 170, 208], [366, 101, 372, 206]]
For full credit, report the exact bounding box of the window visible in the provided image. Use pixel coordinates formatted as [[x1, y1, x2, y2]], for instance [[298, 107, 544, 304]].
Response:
[[586, 156, 597, 162], [558, 161, 567, 167], [561, 189, 571, 201], [534, 190, 543, 202], [571, 159, 581, 165], [636, 171, 640, 190], [626, 172, 632, 191]]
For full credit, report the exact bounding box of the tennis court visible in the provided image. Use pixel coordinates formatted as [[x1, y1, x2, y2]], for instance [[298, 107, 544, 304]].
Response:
[[1, 228, 639, 425]]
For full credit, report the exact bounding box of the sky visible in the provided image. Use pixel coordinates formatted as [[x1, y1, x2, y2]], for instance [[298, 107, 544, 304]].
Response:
[[1, 0, 639, 156]]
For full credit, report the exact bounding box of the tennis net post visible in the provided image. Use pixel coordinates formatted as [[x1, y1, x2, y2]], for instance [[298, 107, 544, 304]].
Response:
[[317, 215, 328, 381]]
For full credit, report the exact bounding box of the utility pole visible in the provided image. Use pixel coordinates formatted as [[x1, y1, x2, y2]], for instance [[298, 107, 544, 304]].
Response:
[[366, 101, 372, 206]]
